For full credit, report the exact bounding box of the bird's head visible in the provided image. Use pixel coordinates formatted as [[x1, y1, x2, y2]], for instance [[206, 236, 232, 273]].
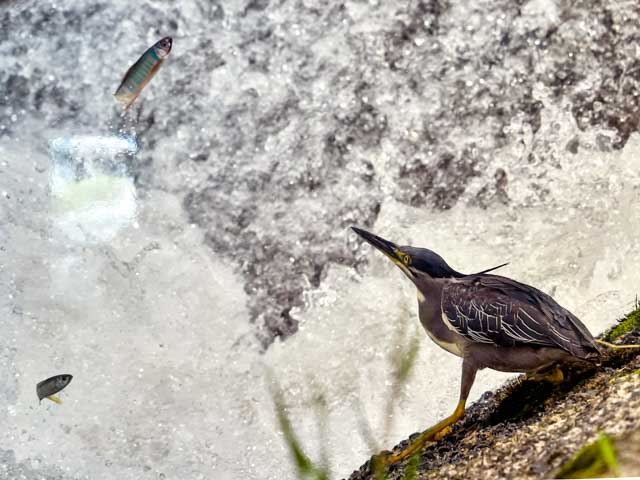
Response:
[[351, 227, 464, 283]]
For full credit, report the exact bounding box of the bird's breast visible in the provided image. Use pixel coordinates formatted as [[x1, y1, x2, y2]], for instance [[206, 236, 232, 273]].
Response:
[[423, 328, 465, 357], [417, 293, 465, 358]]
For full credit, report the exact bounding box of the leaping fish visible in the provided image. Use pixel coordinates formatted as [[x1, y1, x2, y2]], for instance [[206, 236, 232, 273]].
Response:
[[37, 374, 73, 404], [114, 36, 172, 111]]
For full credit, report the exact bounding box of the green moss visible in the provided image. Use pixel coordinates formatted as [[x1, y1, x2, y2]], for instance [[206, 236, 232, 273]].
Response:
[[403, 452, 421, 480], [602, 307, 640, 342], [554, 433, 619, 479]]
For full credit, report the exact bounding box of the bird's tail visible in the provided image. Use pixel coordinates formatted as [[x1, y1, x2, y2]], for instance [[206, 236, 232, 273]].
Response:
[[595, 339, 640, 350]]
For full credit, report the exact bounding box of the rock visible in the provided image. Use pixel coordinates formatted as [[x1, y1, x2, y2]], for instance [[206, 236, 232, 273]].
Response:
[[347, 310, 640, 479]]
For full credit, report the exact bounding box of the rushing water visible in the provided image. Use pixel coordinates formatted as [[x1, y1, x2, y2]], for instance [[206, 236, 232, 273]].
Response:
[[2, 1, 640, 479]]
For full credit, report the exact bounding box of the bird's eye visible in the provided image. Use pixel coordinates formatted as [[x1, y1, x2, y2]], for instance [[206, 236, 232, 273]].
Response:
[[400, 253, 411, 265]]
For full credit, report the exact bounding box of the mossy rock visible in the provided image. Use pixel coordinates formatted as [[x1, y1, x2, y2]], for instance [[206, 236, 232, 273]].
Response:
[[553, 434, 619, 479], [602, 307, 640, 342]]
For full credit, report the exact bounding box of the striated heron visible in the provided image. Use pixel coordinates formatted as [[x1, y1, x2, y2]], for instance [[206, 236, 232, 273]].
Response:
[[352, 227, 606, 463]]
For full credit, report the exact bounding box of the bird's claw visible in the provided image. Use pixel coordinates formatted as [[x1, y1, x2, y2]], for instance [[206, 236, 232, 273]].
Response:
[[371, 450, 392, 461], [369, 450, 394, 473], [433, 425, 453, 441], [388, 436, 431, 463], [527, 365, 564, 385]]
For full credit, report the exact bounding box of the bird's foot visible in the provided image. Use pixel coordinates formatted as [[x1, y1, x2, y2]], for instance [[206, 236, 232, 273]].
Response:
[[369, 450, 393, 475], [376, 402, 466, 466], [387, 435, 431, 464], [386, 423, 455, 464], [546, 365, 564, 384], [433, 425, 453, 441], [527, 365, 564, 385]]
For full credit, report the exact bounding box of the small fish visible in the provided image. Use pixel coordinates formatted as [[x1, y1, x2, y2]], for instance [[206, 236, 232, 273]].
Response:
[[114, 36, 172, 111], [37, 374, 73, 404]]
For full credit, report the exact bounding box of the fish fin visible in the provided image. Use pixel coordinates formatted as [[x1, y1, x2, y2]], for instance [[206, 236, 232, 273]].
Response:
[[47, 395, 62, 405], [123, 94, 139, 112]]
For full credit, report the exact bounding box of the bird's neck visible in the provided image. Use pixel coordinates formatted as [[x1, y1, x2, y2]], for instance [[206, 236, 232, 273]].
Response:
[[414, 274, 444, 298], [415, 275, 444, 319], [414, 276, 444, 316], [414, 277, 466, 357]]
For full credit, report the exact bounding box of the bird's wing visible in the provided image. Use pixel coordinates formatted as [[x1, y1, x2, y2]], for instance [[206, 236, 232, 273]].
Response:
[[441, 275, 598, 358]]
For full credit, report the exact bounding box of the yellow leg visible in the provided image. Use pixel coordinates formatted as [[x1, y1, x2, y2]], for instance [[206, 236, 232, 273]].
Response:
[[388, 400, 466, 463], [378, 358, 478, 465], [596, 339, 640, 350], [47, 395, 62, 405]]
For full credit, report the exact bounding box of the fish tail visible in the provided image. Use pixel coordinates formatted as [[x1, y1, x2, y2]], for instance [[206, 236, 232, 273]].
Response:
[[47, 395, 62, 404]]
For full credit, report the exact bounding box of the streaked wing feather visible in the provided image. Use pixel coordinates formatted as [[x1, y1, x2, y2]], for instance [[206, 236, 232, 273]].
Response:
[[442, 275, 598, 358], [476, 275, 597, 344]]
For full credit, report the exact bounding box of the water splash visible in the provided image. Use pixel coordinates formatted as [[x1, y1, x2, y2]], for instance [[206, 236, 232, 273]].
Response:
[[48, 134, 138, 243], [2, 1, 640, 480]]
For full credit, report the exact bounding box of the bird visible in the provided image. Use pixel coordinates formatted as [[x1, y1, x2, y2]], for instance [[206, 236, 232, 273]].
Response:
[[351, 226, 610, 463]]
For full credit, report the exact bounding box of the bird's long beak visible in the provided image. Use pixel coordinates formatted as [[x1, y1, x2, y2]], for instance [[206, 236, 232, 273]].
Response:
[[351, 226, 407, 269]]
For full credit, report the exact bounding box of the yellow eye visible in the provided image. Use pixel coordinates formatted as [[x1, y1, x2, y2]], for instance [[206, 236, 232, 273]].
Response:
[[399, 253, 411, 266]]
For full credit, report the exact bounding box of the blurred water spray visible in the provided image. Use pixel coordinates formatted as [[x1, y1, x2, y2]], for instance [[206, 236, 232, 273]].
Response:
[[48, 134, 138, 243], [2, 1, 640, 479]]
